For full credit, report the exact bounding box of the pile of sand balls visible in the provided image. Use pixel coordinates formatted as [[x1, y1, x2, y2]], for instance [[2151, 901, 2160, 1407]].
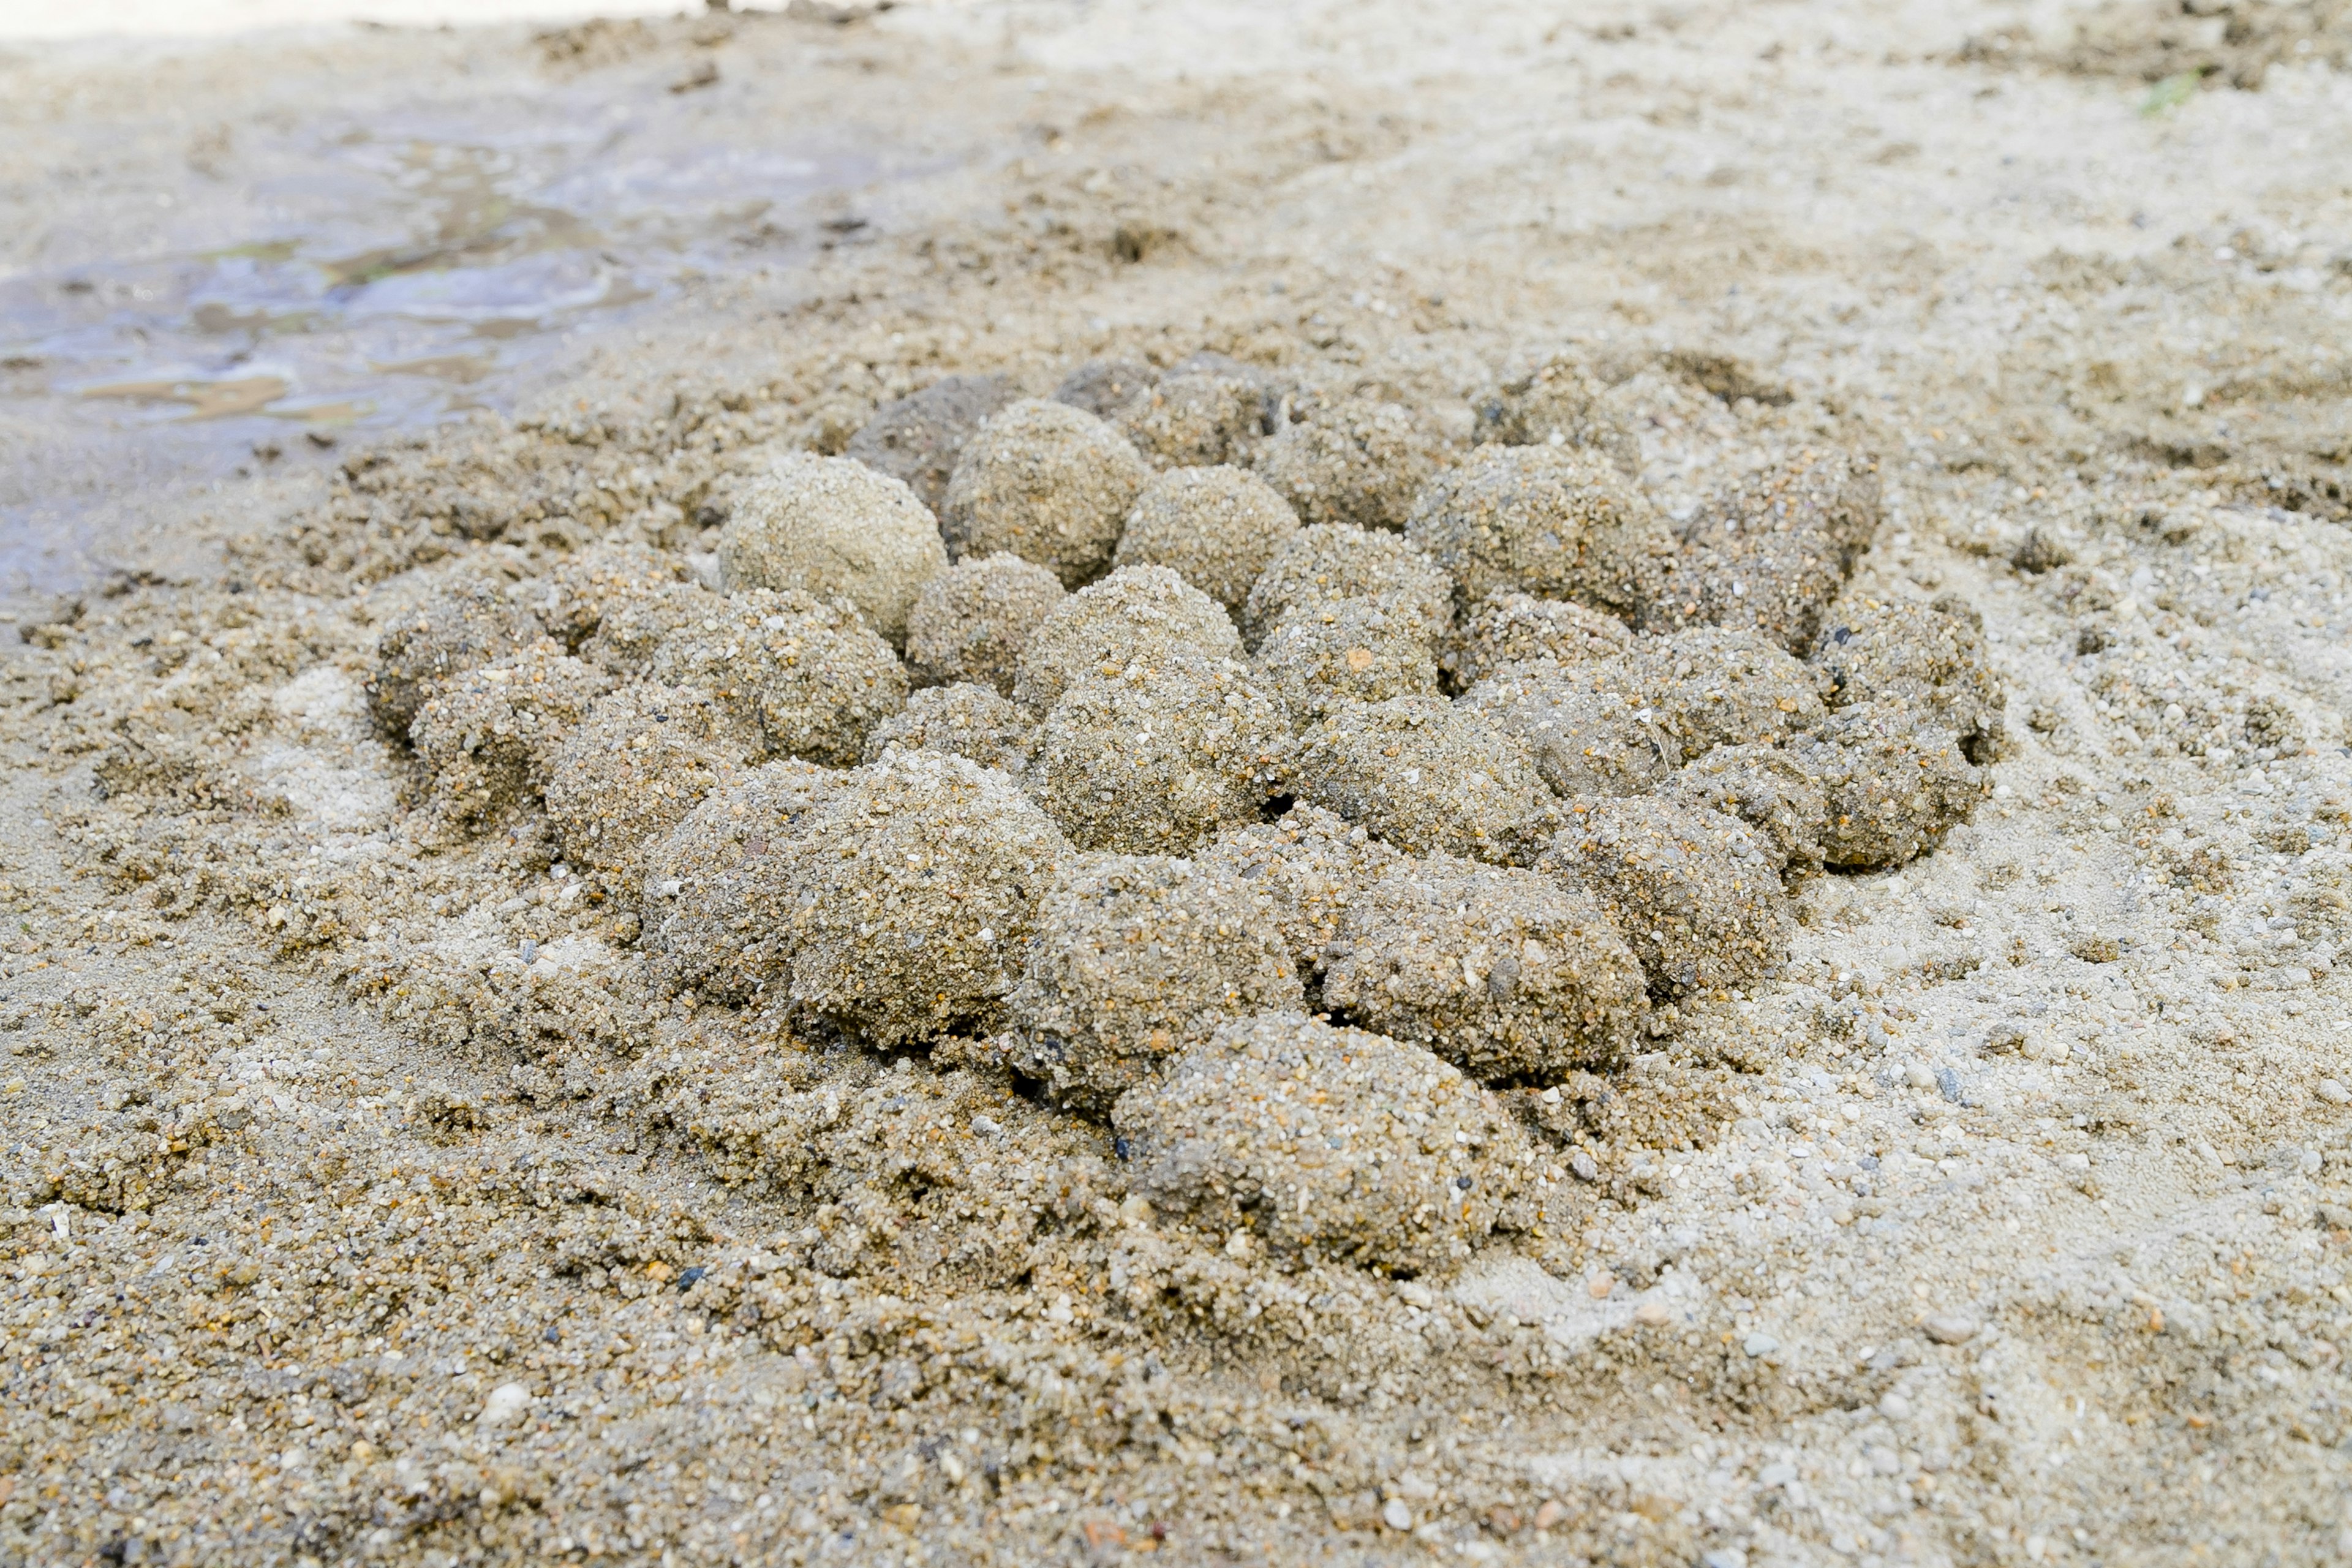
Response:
[[372, 350, 2002, 1273]]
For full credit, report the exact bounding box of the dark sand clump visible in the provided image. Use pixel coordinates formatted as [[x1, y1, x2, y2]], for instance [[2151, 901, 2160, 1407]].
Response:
[[1001, 852, 1302, 1110], [717, 452, 947, 647], [1112, 1011, 1536, 1275], [1539, 795, 1792, 997], [1319, 853, 1649, 1080], [1022, 650, 1290, 854], [901, 551, 1068, 696], [1111, 464, 1300, 609], [845, 372, 1015, 517], [1254, 397, 1449, 533], [774, 749, 1071, 1044], [860, 680, 1034, 772], [941, 398, 1150, 586], [1010, 564, 1241, 712], [1290, 695, 1558, 862], [1052, 356, 1159, 419]]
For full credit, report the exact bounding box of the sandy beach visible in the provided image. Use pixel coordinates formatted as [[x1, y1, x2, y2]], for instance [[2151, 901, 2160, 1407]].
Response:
[[4, 2, 2352, 1565]]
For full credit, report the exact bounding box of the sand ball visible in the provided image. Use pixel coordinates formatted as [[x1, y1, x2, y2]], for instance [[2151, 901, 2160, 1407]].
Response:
[[1320, 853, 1648, 1080], [1289, 695, 1558, 864], [543, 683, 764, 887], [775, 749, 1071, 1044], [718, 453, 948, 647], [1011, 565, 1240, 713], [646, 587, 908, 767], [861, 681, 1035, 774], [845, 373, 1014, 518], [1404, 443, 1673, 618], [1112, 1011, 1532, 1275], [941, 398, 1150, 587], [902, 552, 1068, 696], [1537, 796, 1790, 997], [1111, 465, 1300, 611], [1239, 523, 1454, 650], [1023, 650, 1289, 854], [1001, 853, 1302, 1110], [367, 579, 545, 740], [1254, 398, 1449, 533]]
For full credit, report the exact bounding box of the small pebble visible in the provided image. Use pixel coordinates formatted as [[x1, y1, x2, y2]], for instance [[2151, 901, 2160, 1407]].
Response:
[[1922, 1312, 1979, 1345], [477, 1382, 532, 1428], [2318, 1078, 2350, 1106], [1381, 1499, 1414, 1532], [1743, 1333, 1778, 1357]]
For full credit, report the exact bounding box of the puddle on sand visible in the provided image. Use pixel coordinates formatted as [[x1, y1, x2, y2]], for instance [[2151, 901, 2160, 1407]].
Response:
[[0, 55, 934, 600]]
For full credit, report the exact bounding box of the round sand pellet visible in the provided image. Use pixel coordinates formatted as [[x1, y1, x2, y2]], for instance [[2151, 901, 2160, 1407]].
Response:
[[718, 453, 948, 647]]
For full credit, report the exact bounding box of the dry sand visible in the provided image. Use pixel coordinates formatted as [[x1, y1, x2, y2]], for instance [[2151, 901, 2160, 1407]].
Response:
[[6, 2, 2352, 1566]]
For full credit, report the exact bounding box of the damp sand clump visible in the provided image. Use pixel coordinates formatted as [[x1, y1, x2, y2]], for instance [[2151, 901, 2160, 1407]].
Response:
[[1023, 650, 1290, 854], [1000, 852, 1302, 1110], [1119, 371, 1279, 470], [1319, 853, 1648, 1080], [1052, 357, 1159, 420], [1254, 397, 1449, 534], [1471, 354, 1641, 474], [1251, 595, 1441, 722], [718, 452, 948, 647], [902, 552, 1067, 696], [1604, 625, 1828, 762], [531, 541, 693, 649], [1110, 464, 1300, 609], [1651, 742, 1830, 880], [845, 372, 1015, 518], [1812, 591, 2005, 761], [1404, 442, 1674, 618], [1644, 446, 1882, 654], [1010, 564, 1241, 712], [407, 639, 614, 833], [366, 578, 546, 739], [642, 758, 843, 1002], [645, 587, 908, 766], [861, 680, 1034, 772], [1786, 706, 1986, 869], [774, 748, 1071, 1044], [1290, 695, 1558, 862], [1457, 661, 1675, 799], [941, 398, 1150, 586], [1437, 590, 1632, 692], [1238, 522, 1454, 649], [1112, 1011, 1534, 1275], [541, 682, 764, 887], [1538, 796, 1792, 997], [1196, 804, 1406, 974]]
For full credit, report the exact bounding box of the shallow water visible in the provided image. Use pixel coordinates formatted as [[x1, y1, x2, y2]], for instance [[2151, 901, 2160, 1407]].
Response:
[[0, 38, 924, 597]]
